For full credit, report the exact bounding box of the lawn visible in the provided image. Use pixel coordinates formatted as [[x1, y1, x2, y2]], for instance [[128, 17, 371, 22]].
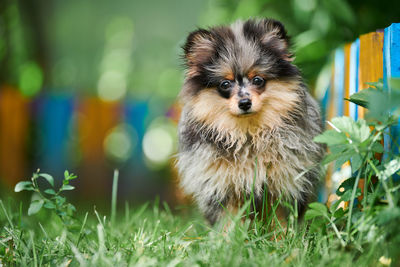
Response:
[[0, 197, 393, 266], [1, 82, 400, 266]]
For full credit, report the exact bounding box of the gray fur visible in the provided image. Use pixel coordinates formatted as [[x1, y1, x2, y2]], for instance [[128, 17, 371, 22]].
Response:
[[177, 19, 325, 224]]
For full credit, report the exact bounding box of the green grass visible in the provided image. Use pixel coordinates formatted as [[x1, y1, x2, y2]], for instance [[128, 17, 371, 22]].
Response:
[[2, 81, 400, 266], [0, 197, 395, 266]]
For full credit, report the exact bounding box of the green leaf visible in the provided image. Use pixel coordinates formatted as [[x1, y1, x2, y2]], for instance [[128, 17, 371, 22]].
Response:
[[329, 199, 342, 213], [350, 154, 363, 172], [305, 209, 325, 221], [67, 203, 76, 214], [322, 148, 356, 165], [43, 201, 56, 209], [55, 196, 66, 205], [28, 200, 44, 215], [308, 202, 328, 215], [346, 87, 377, 108], [333, 151, 354, 170], [339, 188, 361, 202], [14, 181, 34, 192], [336, 177, 356, 197], [331, 117, 370, 143], [333, 207, 345, 219], [60, 185, 75, 191], [313, 130, 347, 145], [44, 189, 56, 195], [39, 173, 54, 187], [371, 142, 384, 153]]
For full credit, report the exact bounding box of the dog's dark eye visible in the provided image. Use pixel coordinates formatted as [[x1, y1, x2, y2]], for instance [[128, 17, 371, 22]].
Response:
[[219, 80, 232, 90], [252, 76, 265, 87]]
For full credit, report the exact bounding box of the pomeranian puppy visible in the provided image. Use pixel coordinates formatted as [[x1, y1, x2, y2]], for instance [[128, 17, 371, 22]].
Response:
[[177, 18, 324, 225]]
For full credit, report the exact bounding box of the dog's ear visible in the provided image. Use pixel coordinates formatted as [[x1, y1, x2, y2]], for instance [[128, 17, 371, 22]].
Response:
[[183, 29, 214, 68], [244, 19, 293, 61], [261, 19, 293, 61]]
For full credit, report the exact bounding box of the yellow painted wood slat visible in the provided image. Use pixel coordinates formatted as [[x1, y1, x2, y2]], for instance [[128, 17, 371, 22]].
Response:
[[77, 98, 121, 198], [358, 32, 384, 118], [0, 86, 29, 187]]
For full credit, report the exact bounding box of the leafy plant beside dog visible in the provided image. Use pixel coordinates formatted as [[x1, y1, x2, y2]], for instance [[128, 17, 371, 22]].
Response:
[[306, 79, 400, 251], [14, 170, 77, 225]]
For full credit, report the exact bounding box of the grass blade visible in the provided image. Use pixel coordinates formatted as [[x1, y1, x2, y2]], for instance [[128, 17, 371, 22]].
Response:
[[0, 200, 14, 228], [111, 169, 119, 225]]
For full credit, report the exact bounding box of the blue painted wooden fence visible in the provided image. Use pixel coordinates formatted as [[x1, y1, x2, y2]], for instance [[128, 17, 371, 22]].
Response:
[[319, 23, 400, 201]]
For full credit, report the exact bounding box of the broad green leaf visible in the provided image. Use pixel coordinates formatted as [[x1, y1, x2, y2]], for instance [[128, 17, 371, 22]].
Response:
[[350, 154, 363, 172], [339, 188, 361, 202], [336, 177, 356, 197], [44, 189, 56, 195], [14, 181, 34, 192], [331, 117, 370, 143], [333, 208, 345, 219], [60, 185, 75, 191], [346, 87, 377, 108], [330, 144, 349, 154], [44, 201, 56, 209], [329, 199, 342, 213], [322, 148, 356, 165], [333, 151, 354, 170], [304, 209, 324, 220], [28, 200, 44, 215], [314, 130, 347, 145], [308, 202, 328, 216], [40, 173, 54, 187]]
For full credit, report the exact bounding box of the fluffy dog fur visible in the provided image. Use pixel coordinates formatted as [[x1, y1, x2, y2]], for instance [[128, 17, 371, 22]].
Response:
[[177, 18, 324, 225]]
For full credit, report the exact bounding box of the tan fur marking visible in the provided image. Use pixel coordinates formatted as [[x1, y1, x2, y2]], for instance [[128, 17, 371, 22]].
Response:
[[189, 79, 301, 134]]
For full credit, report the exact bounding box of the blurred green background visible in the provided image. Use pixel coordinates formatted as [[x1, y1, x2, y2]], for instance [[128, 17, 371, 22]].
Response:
[[0, 0, 399, 205]]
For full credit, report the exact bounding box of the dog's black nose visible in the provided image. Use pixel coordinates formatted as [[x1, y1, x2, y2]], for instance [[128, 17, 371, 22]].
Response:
[[238, 98, 252, 111]]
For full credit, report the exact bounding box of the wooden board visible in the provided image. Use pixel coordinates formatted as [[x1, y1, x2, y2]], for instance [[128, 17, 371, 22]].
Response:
[[358, 32, 384, 118]]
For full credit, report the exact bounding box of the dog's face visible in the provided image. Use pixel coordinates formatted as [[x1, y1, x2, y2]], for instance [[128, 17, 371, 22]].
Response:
[[181, 19, 302, 130]]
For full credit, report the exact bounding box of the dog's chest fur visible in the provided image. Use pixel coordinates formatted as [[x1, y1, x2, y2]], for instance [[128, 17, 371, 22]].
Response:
[[177, 110, 322, 219]]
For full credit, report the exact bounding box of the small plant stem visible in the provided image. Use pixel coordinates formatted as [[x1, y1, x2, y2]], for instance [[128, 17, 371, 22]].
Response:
[[362, 172, 372, 210], [346, 156, 364, 242], [367, 158, 395, 208], [327, 215, 346, 247], [111, 169, 119, 225]]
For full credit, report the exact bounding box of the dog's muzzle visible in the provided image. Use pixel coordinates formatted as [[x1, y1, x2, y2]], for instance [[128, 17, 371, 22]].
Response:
[[238, 98, 252, 111]]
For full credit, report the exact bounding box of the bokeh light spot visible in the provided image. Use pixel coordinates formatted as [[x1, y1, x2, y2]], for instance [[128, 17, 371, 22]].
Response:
[[104, 124, 137, 162], [19, 61, 43, 97], [143, 126, 174, 166], [97, 70, 127, 101]]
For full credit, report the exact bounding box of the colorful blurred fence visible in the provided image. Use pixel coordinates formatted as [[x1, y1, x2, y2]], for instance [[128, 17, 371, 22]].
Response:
[[0, 86, 179, 202], [318, 23, 400, 202]]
